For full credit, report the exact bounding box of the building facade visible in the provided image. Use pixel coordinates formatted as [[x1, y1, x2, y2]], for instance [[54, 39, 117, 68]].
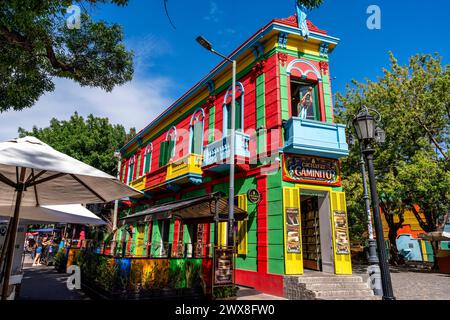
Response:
[[117, 13, 350, 297]]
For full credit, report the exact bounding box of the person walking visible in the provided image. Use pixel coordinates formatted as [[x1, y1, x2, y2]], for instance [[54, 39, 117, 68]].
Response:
[[33, 237, 43, 266]]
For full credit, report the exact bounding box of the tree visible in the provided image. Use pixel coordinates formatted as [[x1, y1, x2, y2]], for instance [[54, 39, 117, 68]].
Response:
[[18, 112, 136, 176], [297, 0, 324, 10], [335, 53, 450, 264], [0, 1, 133, 112]]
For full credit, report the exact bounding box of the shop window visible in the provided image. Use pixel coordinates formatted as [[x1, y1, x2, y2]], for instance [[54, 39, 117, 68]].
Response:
[[143, 143, 152, 175], [290, 79, 320, 120], [190, 108, 205, 155], [158, 220, 170, 256], [172, 219, 185, 257], [222, 82, 245, 137]]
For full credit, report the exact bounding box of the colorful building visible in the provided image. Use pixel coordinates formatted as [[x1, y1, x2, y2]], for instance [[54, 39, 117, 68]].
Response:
[[116, 10, 351, 297]]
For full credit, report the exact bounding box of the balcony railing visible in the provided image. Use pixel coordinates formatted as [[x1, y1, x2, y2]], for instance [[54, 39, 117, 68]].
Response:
[[203, 132, 250, 167], [166, 153, 203, 181], [129, 175, 146, 191], [284, 117, 349, 159]]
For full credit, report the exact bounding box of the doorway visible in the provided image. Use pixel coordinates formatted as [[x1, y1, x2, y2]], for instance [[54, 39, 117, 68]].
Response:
[[300, 189, 334, 273]]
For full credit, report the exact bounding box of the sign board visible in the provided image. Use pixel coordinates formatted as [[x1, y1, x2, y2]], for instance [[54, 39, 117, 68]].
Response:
[[213, 247, 234, 286], [247, 189, 261, 204], [285, 207, 301, 253], [333, 210, 350, 254], [283, 154, 341, 186]]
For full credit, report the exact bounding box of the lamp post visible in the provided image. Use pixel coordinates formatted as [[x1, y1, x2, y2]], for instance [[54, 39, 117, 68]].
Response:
[[351, 107, 395, 300], [196, 36, 236, 247]]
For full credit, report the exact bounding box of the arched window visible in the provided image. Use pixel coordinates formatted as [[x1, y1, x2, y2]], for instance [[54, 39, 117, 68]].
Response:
[[159, 126, 177, 167], [142, 143, 153, 175], [127, 155, 135, 184], [286, 59, 322, 120], [223, 82, 245, 137], [189, 108, 205, 155]]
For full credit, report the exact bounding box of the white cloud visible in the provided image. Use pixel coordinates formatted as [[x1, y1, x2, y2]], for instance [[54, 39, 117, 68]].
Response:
[[0, 76, 174, 140], [203, 2, 221, 23]]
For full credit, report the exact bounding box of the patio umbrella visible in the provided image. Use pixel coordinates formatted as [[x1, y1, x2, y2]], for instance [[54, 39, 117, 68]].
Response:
[[0, 136, 141, 299], [0, 204, 106, 226]]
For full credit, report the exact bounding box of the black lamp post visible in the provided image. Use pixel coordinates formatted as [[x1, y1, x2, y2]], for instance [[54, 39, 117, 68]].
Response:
[[352, 107, 395, 300]]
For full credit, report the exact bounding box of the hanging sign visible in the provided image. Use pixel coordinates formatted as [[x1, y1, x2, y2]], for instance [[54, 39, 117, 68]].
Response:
[[283, 154, 341, 186], [285, 207, 301, 253], [333, 210, 350, 255], [213, 247, 234, 286], [247, 189, 261, 204]]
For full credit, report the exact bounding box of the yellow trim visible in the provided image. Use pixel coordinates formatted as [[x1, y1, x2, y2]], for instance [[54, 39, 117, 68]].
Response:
[[282, 187, 303, 274], [330, 191, 352, 274], [420, 240, 428, 262], [129, 176, 146, 191], [218, 222, 227, 248], [237, 195, 248, 255]]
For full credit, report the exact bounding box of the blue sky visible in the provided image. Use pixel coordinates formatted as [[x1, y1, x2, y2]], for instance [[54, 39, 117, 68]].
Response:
[[1, 0, 449, 139]]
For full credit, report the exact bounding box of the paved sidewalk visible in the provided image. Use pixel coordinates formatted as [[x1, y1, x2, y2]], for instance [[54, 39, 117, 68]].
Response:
[[18, 254, 89, 300], [236, 286, 286, 300], [353, 263, 450, 300]]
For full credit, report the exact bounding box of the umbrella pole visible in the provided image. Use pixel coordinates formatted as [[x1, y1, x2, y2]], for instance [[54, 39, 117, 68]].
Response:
[[0, 217, 13, 283], [1, 186, 24, 300]]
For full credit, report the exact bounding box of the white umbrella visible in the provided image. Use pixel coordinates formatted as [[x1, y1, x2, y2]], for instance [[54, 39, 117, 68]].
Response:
[[0, 136, 141, 299], [0, 204, 106, 226]]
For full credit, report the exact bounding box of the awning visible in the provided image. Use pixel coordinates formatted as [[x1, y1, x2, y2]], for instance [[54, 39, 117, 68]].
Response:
[[418, 231, 450, 242], [119, 192, 248, 225]]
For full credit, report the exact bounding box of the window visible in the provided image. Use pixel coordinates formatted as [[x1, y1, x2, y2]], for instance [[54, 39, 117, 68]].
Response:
[[159, 127, 176, 167], [135, 153, 141, 179], [127, 156, 135, 184], [222, 82, 244, 136], [143, 143, 152, 175], [290, 79, 320, 120], [190, 108, 205, 155]]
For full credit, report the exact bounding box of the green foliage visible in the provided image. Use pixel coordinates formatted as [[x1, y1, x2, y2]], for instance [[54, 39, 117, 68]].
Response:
[[335, 53, 450, 251], [297, 0, 324, 10], [54, 248, 68, 271], [213, 285, 239, 299], [0, 0, 133, 112], [18, 112, 135, 175]]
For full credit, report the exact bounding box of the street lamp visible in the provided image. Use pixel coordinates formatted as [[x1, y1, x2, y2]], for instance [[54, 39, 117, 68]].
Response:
[[196, 36, 236, 247], [351, 107, 395, 300]]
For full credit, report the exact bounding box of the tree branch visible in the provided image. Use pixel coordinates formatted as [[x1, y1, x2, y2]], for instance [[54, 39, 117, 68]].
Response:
[[45, 44, 75, 73]]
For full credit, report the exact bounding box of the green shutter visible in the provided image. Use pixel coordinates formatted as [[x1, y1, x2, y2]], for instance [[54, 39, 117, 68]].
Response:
[[144, 153, 151, 173], [167, 139, 175, 163], [193, 121, 203, 154], [208, 106, 215, 143], [159, 141, 167, 167]]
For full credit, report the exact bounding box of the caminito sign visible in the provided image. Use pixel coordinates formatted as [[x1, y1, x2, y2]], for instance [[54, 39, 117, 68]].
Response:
[[283, 154, 341, 186]]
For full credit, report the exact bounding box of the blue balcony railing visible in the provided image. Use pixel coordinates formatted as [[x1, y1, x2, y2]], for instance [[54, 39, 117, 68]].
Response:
[[283, 117, 349, 159], [203, 132, 250, 167]]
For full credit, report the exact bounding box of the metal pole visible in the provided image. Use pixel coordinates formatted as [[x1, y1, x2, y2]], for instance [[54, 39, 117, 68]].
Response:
[[359, 144, 378, 265], [1, 167, 26, 300], [362, 144, 395, 300], [227, 59, 236, 247], [112, 155, 121, 254]]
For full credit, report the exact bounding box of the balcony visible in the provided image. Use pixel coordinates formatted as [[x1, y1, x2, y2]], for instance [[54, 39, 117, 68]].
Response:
[[129, 175, 146, 191], [165, 153, 203, 185], [202, 132, 250, 171], [283, 117, 349, 159]]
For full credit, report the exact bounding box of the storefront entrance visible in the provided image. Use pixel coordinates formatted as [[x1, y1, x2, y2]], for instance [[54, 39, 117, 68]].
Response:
[[300, 189, 334, 273]]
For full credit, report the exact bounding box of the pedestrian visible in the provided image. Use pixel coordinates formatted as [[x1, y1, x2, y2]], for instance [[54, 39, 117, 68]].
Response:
[[28, 238, 37, 260], [33, 237, 43, 266]]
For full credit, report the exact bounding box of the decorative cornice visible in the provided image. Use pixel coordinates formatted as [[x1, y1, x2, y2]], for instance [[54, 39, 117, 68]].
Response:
[[277, 31, 288, 49]]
